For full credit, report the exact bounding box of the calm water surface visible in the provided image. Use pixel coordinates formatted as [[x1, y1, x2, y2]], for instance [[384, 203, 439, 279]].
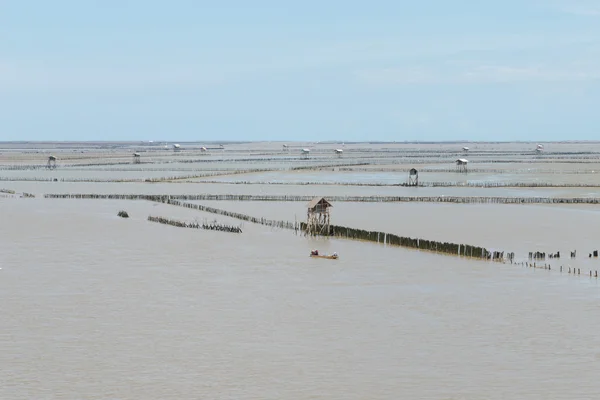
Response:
[[2, 199, 600, 399]]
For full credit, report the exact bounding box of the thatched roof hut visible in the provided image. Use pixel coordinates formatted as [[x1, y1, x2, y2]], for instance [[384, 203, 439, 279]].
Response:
[[307, 197, 332, 213]]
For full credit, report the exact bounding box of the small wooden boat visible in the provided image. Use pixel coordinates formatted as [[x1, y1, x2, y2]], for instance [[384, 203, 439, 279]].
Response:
[[310, 251, 339, 259], [310, 254, 338, 259]]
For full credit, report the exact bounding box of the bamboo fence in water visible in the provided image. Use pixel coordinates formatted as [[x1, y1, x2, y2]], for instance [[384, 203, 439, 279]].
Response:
[[25, 191, 600, 272], [193, 180, 600, 188], [160, 198, 507, 261], [164, 199, 300, 231], [337, 167, 600, 174], [299, 222, 510, 261], [147, 215, 242, 233], [42, 193, 600, 204]]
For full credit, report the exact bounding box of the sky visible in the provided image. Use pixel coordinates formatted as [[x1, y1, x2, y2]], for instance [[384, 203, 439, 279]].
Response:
[[1, 0, 599, 142]]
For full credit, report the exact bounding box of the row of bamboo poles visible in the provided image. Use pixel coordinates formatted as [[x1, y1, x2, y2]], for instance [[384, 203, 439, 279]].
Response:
[[159, 198, 506, 261], [25, 192, 600, 277], [163, 200, 600, 279], [299, 222, 508, 260], [4, 165, 600, 174], [164, 199, 300, 230], [42, 193, 600, 204], [7, 174, 600, 188], [0, 189, 35, 197], [0, 171, 260, 183], [338, 167, 600, 174], [0, 157, 373, 170], [5, 151, 600, 171], [195, 180, 600, 188], [147, 215, 242, 233]]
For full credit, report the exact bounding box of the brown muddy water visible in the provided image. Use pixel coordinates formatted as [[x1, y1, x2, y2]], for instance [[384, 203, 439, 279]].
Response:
[[3, 142, 600, 399], [2, 199, 600, 399]]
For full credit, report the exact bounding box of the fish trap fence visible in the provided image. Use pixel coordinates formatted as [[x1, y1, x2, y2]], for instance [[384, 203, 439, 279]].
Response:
[[299, 222, 508, 260], [42, 193, 600, 205], [164, 199, 300, 231], [147, 215, 242, 233], [191, 180, 600, 188]]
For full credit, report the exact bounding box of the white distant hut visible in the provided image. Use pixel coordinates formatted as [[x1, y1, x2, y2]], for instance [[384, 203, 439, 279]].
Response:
[[334, 149, 343, 157], [536, 144, 544, 153], [462, 146, 469, 152], [132, 152, 141, 164], [200, 146, 207, 152], [456, 158, 469, 173], [301, 148, 310, 158], [173, 144, 181, 152]]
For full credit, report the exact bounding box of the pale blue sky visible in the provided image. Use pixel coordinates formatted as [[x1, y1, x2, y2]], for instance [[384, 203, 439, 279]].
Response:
[[1, 0, 599, 142]]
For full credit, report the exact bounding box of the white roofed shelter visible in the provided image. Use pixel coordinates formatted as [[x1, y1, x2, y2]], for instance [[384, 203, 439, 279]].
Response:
[[456, 158, 469, 173]]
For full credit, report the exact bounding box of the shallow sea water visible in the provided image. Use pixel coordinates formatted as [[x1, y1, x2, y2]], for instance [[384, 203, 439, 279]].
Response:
[[2, 199, 600, 399], [3, 142, 600, 399]]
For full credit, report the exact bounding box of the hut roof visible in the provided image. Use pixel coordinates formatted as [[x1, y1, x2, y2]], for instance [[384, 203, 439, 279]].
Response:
[[307, 197, 332, 209], [456, 158, 469, 164]]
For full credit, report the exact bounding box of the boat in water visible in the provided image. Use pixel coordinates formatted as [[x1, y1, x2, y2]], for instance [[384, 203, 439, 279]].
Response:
[[310, 250, 339, 259]]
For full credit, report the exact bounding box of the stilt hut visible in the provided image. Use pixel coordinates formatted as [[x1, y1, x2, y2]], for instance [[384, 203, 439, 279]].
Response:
[[46, 155, 57, 169], [334, 149, 343, 157], [301, 148, 310, 158], [456, 158, 468, 173], [173, 144, 181, 152], [306, 197, 332, 236], [462, 146, 469, 153], [132, 152, 141, 164], [408, 168, 418, 186]]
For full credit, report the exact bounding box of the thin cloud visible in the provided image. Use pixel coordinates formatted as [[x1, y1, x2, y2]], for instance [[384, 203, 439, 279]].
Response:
[[355, 63, 600, 85], [544, 0, 600, 16], [560, 6, 600, 16], [0, 62, 231, 92]]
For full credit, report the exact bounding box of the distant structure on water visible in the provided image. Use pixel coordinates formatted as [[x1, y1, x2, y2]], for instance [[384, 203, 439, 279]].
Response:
[[133, 152, 141, 164], [46, 155, 57, 169], [173, 144, 181, 152], [408, 168, 418, 186], [301, 148, 310, 158], [462, 146, 469, 153], [306, 197, 332, 236], [334, 149, 343, 157], [456, 158, 468, 173], [536, 144, 544, 153]]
